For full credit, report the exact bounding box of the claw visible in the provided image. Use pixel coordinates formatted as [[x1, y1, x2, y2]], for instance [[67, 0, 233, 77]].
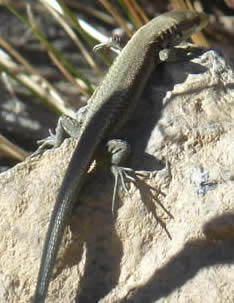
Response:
[[112, 168, 119, 214], [121, 168, 135, 182]]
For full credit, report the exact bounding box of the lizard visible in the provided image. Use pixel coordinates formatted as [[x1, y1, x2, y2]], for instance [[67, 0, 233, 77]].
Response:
[[33, 9, 208, 302]]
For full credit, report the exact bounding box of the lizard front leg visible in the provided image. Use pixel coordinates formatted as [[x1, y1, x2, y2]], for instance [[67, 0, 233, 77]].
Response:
[[93, 34, 127, 54]]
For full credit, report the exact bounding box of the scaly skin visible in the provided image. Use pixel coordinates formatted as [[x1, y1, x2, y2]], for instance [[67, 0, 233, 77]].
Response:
[[33, 10, 208, 302]]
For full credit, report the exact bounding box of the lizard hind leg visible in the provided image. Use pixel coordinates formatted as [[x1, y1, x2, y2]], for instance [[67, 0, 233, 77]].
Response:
[[29, 118, 66, 158], [107, 139, 136, 214], [30, 107, 86, 158]]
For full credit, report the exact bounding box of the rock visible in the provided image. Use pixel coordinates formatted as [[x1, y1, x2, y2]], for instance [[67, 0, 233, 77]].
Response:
[[1, 46, 234, 302]]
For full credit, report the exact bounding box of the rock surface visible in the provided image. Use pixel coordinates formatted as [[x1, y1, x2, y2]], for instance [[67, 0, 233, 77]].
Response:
[[1, 46, 234, 302]]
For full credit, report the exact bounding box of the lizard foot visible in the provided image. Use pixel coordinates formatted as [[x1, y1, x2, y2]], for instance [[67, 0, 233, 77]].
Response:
[[93, 34, 124, 54], [30, 129, 56, 158], [111, 165, 136, 214]]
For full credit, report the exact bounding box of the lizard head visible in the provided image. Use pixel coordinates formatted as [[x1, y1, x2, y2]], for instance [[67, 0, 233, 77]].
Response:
[[169, 9, 208, 43]]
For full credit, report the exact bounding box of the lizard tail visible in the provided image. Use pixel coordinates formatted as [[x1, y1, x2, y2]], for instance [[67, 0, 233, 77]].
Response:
[[33, 116, 106, 302]]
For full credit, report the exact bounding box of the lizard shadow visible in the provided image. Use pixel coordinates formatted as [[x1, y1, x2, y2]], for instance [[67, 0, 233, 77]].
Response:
[[135, 175, 173, 239], [121, 48, 208, 161], [56, 156, 170, 302], [114, 213, 234, 302], [57, 156, 171, 302]]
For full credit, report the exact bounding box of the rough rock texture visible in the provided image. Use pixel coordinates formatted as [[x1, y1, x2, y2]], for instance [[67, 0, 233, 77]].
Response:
[[1, 46, 234, 303]]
